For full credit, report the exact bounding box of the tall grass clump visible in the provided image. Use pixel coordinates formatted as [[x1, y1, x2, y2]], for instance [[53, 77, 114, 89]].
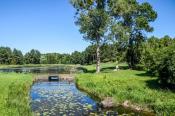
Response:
[[0, 73, 34, 116]]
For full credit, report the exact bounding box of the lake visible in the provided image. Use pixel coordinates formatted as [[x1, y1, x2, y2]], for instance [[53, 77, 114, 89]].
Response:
[[0, 66, 76, 74]]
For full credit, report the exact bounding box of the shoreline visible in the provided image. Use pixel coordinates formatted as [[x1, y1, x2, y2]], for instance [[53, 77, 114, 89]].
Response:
[[75, 80, 155, 116]]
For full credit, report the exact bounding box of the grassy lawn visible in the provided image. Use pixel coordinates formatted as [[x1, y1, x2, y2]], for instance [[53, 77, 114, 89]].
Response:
[[76, 63, 175, 114], [0, 73, 34, 116]]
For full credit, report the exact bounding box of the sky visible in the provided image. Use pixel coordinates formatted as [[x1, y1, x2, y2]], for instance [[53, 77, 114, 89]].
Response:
[[0, 0, 175, 54]]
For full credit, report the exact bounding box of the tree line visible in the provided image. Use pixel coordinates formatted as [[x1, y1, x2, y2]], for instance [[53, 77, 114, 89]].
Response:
[[0, 35, 174, 66], [0, 43, 119, 65]]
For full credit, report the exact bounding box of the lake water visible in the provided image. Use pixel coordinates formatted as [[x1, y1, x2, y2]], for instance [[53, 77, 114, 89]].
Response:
[[0, 66, 74, 74]]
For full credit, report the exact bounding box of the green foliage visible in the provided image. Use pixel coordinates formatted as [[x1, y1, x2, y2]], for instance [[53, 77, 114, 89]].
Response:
[[24, 49, 41, 64], [61, 54, 72, 64], [100, 43, 118, 62], [41, 53, 63, 64], [71, 0, 157, 71], [141, 36, 161, 73], [141, 36, 175, 87], [38, 44, 121, 65], [83, 44, 120, 64], [12, 49, 24, 65], [83, 45, 96, 64], [109, 0, 157, 68], [71, 51, 85, 64], [0, 73, 33, 116], [141, 36, 175, 74], [158, 45, 175, 86], [71, 0, 111, 72], [0, 47, 13, 64]]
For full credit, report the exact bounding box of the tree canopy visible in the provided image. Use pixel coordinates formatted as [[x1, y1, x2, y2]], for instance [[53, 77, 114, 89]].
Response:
[[71, 0, 111, 73], [71, 0, 157, 72], [109, 0, 157, 69]]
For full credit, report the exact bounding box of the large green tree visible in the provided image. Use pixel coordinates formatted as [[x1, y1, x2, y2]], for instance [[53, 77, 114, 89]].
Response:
[[24, 49, 41, 64], [0, 47, 13, 64], [109, 0, 157, 68], [71, 0, 110, 73], [12, 49, 23, 65], [71, 51, 84, 64]]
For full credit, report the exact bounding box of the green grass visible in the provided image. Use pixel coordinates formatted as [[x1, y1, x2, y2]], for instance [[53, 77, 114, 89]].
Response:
[[81, 62, 128, 73], [0, 73, 34, 116], [76, 63, 175, 114]]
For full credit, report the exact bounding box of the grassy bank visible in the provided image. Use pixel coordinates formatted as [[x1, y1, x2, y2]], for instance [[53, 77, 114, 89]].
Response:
[[76, 63, 175, 114], [0, 73, 34, 116]]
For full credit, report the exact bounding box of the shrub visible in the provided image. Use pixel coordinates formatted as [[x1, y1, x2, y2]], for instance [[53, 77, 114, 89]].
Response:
[[158, 45, 175, 86]]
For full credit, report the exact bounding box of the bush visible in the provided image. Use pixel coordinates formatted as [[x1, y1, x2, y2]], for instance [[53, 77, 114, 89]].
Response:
[[141, 36, 175, 76], [158, 45, 175, 86]]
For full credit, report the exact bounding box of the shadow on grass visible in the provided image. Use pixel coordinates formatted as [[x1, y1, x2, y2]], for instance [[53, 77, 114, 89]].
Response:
[[119, 66, 129, 70], [146, 79, 175, 92], [135, 72, 155, 77], [86, 70, 96, 73], [77, 66, 117, 73], [145, 79, 162, 90], [76, 67, 96, 73], [135, 72, 175, 92], [100, 66, 116, 73]]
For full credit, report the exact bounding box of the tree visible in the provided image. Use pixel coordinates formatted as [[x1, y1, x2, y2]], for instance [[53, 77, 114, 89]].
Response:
[[0, 47, 13, 64], [71, 51, 84, 64], [109, 0, 157, 69], [61, 54, 71, 64], [71, 0, 110, 73], [45, 53, 58, 64], [101, 43, 118, 62], [12, 49, 23, 65], [83, 45, 96, 64], [24, 49, 41, 64]]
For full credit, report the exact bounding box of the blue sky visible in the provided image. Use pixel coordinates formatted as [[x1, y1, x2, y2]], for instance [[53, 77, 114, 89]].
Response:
[[0, 0, 175, 54]]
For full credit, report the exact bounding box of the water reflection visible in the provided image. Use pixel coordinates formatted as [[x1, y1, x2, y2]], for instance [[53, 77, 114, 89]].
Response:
[[0, 66, 73, 74]]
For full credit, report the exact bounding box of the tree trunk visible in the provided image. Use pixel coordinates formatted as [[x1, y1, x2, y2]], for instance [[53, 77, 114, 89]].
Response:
[[96, 42, 100, 73], [127, 38, 134, 69]]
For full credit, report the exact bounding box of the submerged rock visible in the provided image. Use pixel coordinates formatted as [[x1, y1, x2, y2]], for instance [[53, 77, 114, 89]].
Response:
[[123, 100, 129, 107], [122, 100, 142, 111], [101, 97, 115, 108]]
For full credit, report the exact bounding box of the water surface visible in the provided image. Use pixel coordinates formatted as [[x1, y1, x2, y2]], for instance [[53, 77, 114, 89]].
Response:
[[0, 66, 74, 74], [31, 81, 101, 115]]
